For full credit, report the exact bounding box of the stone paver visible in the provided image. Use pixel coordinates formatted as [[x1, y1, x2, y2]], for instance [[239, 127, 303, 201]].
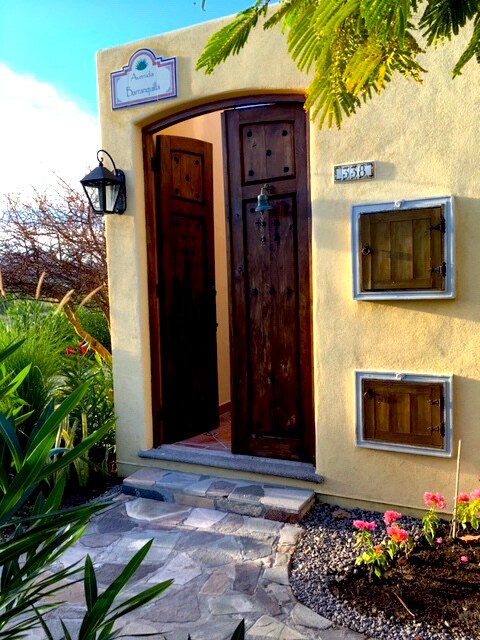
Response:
[[36, 495, 374, 640]]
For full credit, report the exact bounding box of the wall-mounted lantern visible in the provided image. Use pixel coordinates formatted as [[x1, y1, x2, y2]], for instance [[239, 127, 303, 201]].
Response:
[[80, 150, 126, 214]]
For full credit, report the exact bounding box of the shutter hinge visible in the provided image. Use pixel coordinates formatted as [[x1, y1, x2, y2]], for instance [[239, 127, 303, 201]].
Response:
[[430, 421, 445, 437], [430, 396, 445, 410], [431, 262, 446, 277], [151, 156, 160, 173], [429, 216, 446, 233]]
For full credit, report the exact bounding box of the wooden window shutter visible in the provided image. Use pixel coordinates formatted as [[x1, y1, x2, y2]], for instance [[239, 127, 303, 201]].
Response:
[[362, 379, 445, 449], [359, 207, 445, 292]]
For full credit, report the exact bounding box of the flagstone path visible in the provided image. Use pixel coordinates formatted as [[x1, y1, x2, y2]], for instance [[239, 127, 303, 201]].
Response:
[[36, 493, 374, 640]]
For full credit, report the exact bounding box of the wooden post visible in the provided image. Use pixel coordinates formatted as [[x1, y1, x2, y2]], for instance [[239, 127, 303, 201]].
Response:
[[452, 439, 462, 539]]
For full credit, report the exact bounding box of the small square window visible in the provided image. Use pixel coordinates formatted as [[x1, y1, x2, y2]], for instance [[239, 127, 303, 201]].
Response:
[[352, 196, 454, 300], [355, 372, 453, 457]]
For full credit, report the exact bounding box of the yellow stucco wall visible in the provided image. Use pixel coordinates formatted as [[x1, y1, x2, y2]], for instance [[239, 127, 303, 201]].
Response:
[[97, 15, 480, 511]]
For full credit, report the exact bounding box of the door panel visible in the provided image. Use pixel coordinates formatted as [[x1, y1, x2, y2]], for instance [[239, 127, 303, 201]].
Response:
[[155, 135, 218, 442], [224, 104, 314, 462]]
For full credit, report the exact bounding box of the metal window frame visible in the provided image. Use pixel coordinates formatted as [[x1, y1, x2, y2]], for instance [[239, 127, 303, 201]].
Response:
[[355, 371, 453, 457], [351, 195, 455, 300]]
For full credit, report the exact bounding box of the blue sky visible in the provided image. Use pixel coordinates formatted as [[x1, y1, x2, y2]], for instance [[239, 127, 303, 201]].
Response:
[[0, 0, 252, 198]]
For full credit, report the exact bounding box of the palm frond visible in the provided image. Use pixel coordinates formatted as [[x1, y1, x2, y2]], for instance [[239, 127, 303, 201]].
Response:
[[452, 13, 480, 75], [196, 1, 270, 74], [420, 0, 478, 43]]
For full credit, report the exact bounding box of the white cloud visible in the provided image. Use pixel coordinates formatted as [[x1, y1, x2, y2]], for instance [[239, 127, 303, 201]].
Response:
[[0, 63, 100, 204]]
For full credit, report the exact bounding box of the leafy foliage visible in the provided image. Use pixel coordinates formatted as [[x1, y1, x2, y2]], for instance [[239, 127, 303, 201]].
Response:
[[0, 299, 72, 431], [197, 0, 480, 128], [0, 341, 171, 639], [57, 349, 116, 484]]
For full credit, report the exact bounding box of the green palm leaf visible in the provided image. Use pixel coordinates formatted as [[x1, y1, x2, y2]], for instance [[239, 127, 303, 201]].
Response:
[[196, 1, 270, 74]]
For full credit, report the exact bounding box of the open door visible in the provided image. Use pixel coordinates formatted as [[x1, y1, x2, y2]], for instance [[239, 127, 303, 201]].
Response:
[[154, 134, 218, 442], [223, 103, 314, 462]]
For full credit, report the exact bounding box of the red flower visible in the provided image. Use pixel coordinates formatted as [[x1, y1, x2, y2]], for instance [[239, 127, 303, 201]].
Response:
[[353, 520, 377, 531], [457, 492, 470, 503], [383, 510, 402, 526], [423, 492, 446, 510], [65, 347, 77, 356], [387, 524, 409, 543], [80, 344, 87, 356]]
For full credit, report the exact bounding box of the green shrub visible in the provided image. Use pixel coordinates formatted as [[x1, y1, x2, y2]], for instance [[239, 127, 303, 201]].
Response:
[[0, 299, 71, 432], [0, 341, 171, 639], [76, 306, 111, 352]]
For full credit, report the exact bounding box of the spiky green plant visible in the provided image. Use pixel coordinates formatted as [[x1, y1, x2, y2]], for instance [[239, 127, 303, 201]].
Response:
[[0, 341, 172, 639]]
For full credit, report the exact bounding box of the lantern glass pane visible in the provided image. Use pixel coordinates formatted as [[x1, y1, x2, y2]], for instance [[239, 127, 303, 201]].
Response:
[[84, 184, 105, 213], [106, 183, 120, 212]]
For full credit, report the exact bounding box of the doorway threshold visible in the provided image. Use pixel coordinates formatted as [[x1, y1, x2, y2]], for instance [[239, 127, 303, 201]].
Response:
[[139, 445, 323, 484]]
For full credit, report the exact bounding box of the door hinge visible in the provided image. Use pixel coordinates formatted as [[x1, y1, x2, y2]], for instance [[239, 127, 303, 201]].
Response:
[[151, 156, 160, 173], [431, 262, 446, 277], [429, 216, 446, 233]]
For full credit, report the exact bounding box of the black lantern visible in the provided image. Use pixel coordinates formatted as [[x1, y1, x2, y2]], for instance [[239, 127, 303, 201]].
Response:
[[80, 150, 126, 214], [255, 183, 273, 213]]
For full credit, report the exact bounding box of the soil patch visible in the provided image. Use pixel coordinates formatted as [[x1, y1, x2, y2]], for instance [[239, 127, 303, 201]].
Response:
[[290, 503, 480, 640], [330, 525, 480, 637]]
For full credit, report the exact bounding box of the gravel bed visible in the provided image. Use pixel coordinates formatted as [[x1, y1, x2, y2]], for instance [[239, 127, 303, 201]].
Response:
[[289, 502, 474, 640]]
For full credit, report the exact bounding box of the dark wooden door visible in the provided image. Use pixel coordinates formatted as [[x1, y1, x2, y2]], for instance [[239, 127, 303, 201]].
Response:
[[155, 135, 218, 442], [223, 104, 314, 462]]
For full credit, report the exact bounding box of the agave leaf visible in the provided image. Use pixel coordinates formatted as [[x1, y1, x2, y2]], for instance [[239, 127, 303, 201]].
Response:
[[0, 503, 103, 566], [60, 620, 74, 640], [0, 414, 23, 473], [32, 606, 56, 640], [0, 365, 30, 403], [84, 555, 98, 611], [230, 619, 246, 640], [78, 541, 155, 638], [25, 382, 90, 458], [42, 419, 112, 480], [109, 579, 173, 619], [0, 340, 25, 365]]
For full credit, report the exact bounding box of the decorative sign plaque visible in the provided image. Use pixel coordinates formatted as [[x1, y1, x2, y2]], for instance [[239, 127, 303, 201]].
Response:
[[334, 161, 375, 183], [111, 48, 177, 110]]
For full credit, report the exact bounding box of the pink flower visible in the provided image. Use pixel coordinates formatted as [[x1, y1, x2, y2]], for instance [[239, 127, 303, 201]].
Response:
[[471, 489, 480, 500], [457, 492, 470, 503], [383, 510, 402, 526], [460, 556, 469, 563], [353, 520, 377, 531], [423, 492, 446, 510], [387, 524, 409, 543], [436, 537, 443, 544]]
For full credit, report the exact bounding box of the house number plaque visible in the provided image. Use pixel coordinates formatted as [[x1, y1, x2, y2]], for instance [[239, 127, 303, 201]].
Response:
[[334, 161, 375, 183]]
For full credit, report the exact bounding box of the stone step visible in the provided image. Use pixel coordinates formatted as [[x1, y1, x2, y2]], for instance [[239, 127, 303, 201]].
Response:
[[122, 469, 315, 523]]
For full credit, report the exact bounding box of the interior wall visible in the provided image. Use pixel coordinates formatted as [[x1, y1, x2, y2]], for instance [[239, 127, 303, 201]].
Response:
[[158, 112, 231, 407]]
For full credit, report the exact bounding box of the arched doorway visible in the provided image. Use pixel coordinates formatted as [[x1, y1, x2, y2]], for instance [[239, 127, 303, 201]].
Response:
[[143, 95, 314, 463]]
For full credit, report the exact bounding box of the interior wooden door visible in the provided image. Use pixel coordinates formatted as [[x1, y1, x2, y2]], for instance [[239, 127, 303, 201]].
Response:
[[155, 134, 218, 442], [223, 103, 314, 462]]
